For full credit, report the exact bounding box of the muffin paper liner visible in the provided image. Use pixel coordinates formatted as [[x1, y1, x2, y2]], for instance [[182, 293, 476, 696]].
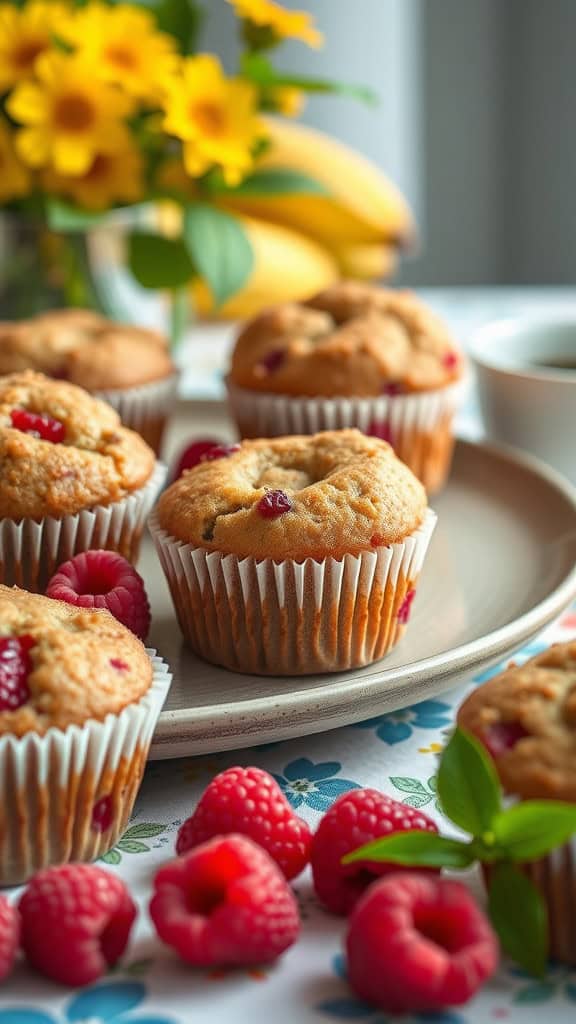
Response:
[[0, 460, 166, 593], [95, 372, 180, 455], [520, 840, 576, 966], [149, 508, 437, 676], [226, 379, 465, 494], [0, 652, 172, 886]]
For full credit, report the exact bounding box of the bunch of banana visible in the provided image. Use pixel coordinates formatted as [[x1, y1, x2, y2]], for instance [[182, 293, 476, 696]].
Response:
[[204, 117, 414, 317]]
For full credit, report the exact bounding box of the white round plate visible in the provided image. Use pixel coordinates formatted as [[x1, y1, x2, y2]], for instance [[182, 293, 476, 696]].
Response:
[[146, 439, 576, 759]]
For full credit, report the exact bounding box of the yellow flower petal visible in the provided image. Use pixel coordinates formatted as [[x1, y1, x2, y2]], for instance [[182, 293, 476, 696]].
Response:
[[52, 136, 94, 176], [15, 126, 49, 168], [7, 81, 47, 125], [227, 0, 323, 47]]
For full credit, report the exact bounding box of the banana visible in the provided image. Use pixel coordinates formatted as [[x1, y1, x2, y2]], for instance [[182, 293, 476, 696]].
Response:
[[191, 213, 339, 320], [222, 117, 414, 250], [333, 241, 398, 281]]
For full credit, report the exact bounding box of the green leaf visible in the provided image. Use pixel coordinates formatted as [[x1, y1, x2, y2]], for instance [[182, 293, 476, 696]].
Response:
[[117, 839, 149, 854], [214, 167, 328, 197], [488, 862, 548, 977], [390, 776, 430, 797], [99, 848, 121, 865], [403, 794, 434, 809], [493, 801, 576, 861], [46, 199, 106, 232], [128, 232, 194, 290], [183, 204, 253, 307], [123, 822, 167, 839], [437, 728, 501, 835], [241, 53, 378, 105], [154, 0, 204, 54], [342, 830, 474, 869]]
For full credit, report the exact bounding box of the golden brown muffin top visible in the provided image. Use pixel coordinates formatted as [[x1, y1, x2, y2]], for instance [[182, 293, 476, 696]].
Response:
[[157, 428, 428, 561], [457, 642, 576, 802], [0, 585, 152, 737], [0, 371, 155, 520], [0, 308, 175, 390], [229, 282, 462, 398]]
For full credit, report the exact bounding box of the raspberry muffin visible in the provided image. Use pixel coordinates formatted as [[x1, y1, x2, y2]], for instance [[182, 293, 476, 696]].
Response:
[[457, 642, 576, 965], [150, 429, 436, 675], [0, 371, 166, 591], [0, 584, 171, 884], [227, 282, 465, 494], [0, 309, 178, 453]]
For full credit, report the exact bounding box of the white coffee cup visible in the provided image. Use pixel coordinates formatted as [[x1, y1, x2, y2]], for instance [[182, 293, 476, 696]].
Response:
[[470, 315, 576, 483]]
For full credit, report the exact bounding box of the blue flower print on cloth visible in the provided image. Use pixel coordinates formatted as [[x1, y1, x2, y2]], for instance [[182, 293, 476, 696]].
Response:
[[273, 758, 359, 811], [354, 700, 452, 746], [315, 954, 466, 1022], [0, 981, 175, 1024]]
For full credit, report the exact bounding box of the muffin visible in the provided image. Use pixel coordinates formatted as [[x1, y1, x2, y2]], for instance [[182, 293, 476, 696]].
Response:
[[149, 429, 436, 675], [227, 281, 465, 494], [0, 371, 166, 591], [0, 309, 178, 453], [0, 584, 172, 884], [457, 642, 576, 965]]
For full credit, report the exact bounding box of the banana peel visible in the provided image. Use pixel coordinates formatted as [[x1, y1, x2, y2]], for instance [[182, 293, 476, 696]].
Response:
[[221, 116, 415, 250], [333, 241, 398, 281], [191, 213, 339, 320]]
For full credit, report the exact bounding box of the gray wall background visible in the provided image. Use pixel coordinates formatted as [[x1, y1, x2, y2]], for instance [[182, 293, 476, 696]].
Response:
[[202, 0, 576, 285]]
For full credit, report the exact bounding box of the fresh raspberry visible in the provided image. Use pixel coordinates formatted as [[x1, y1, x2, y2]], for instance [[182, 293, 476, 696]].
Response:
[[256, 489, 293, 518], [173, 438, 221, 479], [481, 721, 529, 759], [0, 896, 20, 981], [46, 550, 150, 640], [346, 873, 498, 1013], [176, 766, 311, 880], [19, 864, 137, 986], [310, 789, 438, 915], [10, 408, 65, 442], [150, 834, 300, 967], [258, 348, 286, 374], [397, 588, 417, 624], [0, 635, 35, 712]]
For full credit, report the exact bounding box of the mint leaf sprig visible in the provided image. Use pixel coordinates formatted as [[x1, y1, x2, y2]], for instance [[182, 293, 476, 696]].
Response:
[[343, 727, 576, 978]]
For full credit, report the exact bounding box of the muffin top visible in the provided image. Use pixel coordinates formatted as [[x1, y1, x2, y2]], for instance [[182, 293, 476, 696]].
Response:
[[157, 428, 428, 561], [0, 585, 152, 737], [229, 281, 462, 397], [0, 308, 175, 390], [0, 371, 155, 520], [457, 642, 576, 802]]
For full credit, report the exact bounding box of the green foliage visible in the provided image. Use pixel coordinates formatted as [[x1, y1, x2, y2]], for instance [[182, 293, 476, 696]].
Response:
[[241, 53, 378, 105], [437, 727, 501, 834], [128, 232, 194, 289], [183, 203, 253, 306], [488, 862, 548, 978]]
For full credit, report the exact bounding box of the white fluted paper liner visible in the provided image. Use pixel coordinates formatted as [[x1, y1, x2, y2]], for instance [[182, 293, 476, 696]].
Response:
[[0, 460, 167, 593], [94, 372, 180, 455], [0, 652, 172, 885], [149, 508, 436, 676], [226, 378, 465, 494]]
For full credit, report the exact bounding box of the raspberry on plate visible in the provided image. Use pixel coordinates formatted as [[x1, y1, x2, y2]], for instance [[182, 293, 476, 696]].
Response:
[[346, 873, 498, 1013], [150, 834, 300, 967], [176, 766, 311, 880], [46, 550, 151, 640], [0, 895, 19, 981], [0, 635, 35, 712], [310, 788, 438, 915], [19, 864, 137, 986]]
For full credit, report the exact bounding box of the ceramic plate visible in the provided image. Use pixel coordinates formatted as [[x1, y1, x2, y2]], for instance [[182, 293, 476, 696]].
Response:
[[146, 438, 576, 759]]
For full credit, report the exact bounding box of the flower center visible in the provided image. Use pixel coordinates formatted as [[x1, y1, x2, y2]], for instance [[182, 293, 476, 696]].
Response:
[[191, 101, 226, 136], [84, 153, 111, 183], [13, 37, 46, 72], [54, 93, 96, 132], [289, 779, 315, 794], [105, 43, 138, 72]]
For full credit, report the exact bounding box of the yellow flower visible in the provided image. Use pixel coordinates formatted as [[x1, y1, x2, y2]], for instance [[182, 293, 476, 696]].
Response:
[[163, 54, 262, 186], [273, 86, 305, 117], [0, 1, 67, 91], [0, 117, 31, 202], [227, 0, 323, 47], [62, 2, 178, 100], [44, 140, 143, 211], [8, 51, 132, 176]]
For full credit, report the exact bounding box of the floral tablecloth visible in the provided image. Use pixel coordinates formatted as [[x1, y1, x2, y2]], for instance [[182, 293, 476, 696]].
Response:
[[1, 602, 575, 1024]]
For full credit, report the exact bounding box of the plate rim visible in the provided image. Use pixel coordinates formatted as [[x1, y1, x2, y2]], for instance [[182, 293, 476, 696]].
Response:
[[152, 437, 576, 744]]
